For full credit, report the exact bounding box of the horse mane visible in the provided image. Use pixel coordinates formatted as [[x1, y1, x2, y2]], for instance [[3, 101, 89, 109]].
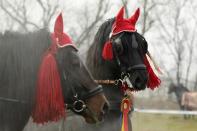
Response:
[[0, 29, 51, 102], [86, 18, 118, 79]]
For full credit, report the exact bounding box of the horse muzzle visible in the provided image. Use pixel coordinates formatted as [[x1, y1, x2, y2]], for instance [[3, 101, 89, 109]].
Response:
[[127, 64, 148, 90]]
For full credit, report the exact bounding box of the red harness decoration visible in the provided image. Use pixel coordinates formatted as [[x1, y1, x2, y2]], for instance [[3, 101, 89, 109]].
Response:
[[121, 97, 131, 131], [144, 55, 161, 90], [32, 13, 76, 124], [102, 6, 139, 61]]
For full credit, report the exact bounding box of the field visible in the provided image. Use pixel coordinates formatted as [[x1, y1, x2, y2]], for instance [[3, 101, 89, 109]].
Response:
[[24, 98, 197, 131], [24, 112, 197, 131], [131, 97, 197, 131], [132, 112, 197, 131]]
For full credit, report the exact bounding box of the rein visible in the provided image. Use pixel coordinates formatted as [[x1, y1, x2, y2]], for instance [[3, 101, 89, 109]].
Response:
[[0, 97, 27, 104], [95, 80, 117, 85], [95, 72, 135, 89]]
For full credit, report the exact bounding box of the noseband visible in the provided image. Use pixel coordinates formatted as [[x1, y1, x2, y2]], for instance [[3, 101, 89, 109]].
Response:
[[65, 73, 103, 122], [66, 85, 103, 113], [67, 85, 103, 123]]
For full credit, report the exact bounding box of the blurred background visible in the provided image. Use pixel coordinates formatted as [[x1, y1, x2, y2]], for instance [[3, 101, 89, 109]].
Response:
[[0, 0, 197, 130]]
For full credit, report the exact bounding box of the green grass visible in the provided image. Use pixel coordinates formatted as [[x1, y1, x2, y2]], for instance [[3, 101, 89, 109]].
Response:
[[131, 113, 197, 131]]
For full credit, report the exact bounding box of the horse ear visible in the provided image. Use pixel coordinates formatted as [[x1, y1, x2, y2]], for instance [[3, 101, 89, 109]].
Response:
[[54, 13, 64, 41], [102, 41, 113, 60], [115, 7, 125, 25], [129, 8, 140, 26]]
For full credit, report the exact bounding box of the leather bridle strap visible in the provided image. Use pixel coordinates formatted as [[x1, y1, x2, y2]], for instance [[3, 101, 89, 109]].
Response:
[[82, 85, 103, 100], [0, 97, 27, 104], [94, 80, 120, 85], [67, 85, 103, 123]]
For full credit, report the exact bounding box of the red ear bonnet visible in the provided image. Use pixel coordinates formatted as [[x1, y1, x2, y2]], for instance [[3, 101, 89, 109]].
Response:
[[112, 7, 140, 36], [102, 7, 140, 60], [54, 13, 64, 42]]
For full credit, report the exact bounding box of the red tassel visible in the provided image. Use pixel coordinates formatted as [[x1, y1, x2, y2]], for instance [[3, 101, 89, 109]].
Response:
[[32, 51, 65, 124], [144, 56, 161, 90], [102, 41, 113, 60]]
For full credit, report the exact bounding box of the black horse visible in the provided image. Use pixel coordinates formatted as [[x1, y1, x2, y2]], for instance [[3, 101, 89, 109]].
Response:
[[168, 83, 189, 110], [0, 14, 108, 131], [167, 83, 195, 119], [85, 7, 160, 131]]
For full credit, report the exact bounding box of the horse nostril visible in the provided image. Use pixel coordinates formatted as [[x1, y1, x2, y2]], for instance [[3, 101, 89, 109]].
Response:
[[134, 76, 146, 90], [103, 103, 109, 114], [135, 77, 141, 85]]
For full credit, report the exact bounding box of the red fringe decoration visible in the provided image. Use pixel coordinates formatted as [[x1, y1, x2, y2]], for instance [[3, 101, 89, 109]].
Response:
[[144, 55, 161, 90], [32, 51, 65, 124], [102, 41, 113, 60]]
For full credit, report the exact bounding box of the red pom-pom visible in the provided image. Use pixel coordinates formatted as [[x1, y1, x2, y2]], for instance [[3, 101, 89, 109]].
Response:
[[102, 41, 113, 60], [144, 56, 161, 90]]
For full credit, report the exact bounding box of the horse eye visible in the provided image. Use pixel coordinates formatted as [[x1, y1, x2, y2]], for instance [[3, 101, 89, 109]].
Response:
[[114, 38, 123, 55]]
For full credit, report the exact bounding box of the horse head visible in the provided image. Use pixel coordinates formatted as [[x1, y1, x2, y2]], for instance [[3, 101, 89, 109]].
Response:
[[168, 83, 176, 94], [168, 83, 189, 94], [32, 13, 109, 124], [89, 7, 161, 91]]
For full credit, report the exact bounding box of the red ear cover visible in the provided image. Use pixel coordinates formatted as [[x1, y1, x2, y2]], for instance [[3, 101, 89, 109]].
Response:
[[102, 41, 113, 60], [54, 13, 63, 42]]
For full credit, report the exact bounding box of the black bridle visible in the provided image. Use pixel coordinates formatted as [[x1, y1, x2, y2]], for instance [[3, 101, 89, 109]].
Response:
[[0, 97, 27, 104], [61, 67, 104, 122], [66, 84, 103, 113], [66, 85, 103, 123], [0, 76, 104, 123]]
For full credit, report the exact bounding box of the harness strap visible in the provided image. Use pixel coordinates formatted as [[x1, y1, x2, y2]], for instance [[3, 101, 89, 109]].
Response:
[[0, 97, 27, 104], [95, 80, 117, 85], [83, 85, 103, 100], [65, 85, 103, 123], [65, 104, 99, 123]]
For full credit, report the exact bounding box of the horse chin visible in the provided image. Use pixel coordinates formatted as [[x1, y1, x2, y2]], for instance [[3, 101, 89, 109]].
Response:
[[129, 77, 146, 91], [84, 116, 98, 124], [84, 116, 96, 124], [83, 112, 103, 124]]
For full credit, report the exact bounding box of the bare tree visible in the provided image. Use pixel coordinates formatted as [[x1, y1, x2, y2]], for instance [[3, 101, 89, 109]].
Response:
[[36, 0, 59, 28], [75, 0, 110, 46], [0, 0, 59, 32], [194, 75, 197, 91], [156, 0, 197, 89], [121, 0, 129, 18], [139, 0, 170, 35]]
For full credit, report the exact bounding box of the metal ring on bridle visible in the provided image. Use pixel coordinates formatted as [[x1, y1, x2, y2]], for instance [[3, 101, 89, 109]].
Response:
[[73, 100, 86, 113]]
